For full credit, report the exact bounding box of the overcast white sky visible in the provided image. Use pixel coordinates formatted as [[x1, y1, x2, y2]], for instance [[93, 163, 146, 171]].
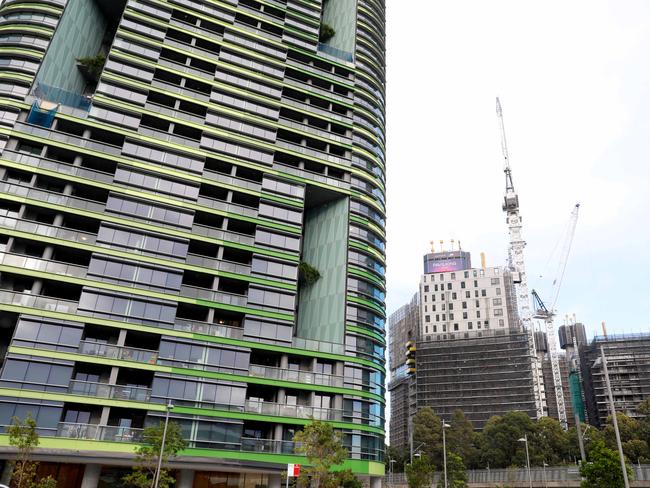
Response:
[[384, 0, 650, 338]]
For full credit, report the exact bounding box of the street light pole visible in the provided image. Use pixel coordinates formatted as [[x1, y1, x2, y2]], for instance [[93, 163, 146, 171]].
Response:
[[543, 462, 548, 488], [152, 400, 173, 488], [600, 345, 630, 488], [518, 434, 532, 488], [442, 420, 450, 488]]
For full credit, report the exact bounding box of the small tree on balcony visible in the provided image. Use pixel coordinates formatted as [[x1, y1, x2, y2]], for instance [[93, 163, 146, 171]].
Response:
[[8, 414, 56, 488], [123, 421, 187, 488]]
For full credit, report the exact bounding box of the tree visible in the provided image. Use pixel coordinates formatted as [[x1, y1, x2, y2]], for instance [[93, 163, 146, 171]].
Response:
[[579, 441, 632, 488], [385, 445, 408, 473], [405, 454, 435, 488], [412, 407, 443, 467], [445, 410, 479, 469], [123, 421, 187, 488], [293, 419, 348, 488], [8, 415, 56, 488], [477, 411, 536, 469], [437, 452, 467, 488], [532, 417, 572, 466]]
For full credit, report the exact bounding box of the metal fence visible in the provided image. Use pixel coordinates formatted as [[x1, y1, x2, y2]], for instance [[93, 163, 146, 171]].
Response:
[[386, 464, 650, 485]]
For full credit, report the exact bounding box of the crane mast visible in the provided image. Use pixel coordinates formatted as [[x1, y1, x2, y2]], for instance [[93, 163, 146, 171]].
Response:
[[532, 204, 580, 430], [496, 98, 545, 419]]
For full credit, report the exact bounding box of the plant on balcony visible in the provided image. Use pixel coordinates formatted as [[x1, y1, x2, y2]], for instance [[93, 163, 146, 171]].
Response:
[[76, 53, 106, 82], [123, 421, 187, 488], [319, 23, 336, 42], [8, 414, 57, 488], [298, 261, 321, 286]]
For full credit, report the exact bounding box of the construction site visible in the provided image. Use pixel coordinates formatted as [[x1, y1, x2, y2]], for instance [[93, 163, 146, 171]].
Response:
[[389, 98, 589, 443]]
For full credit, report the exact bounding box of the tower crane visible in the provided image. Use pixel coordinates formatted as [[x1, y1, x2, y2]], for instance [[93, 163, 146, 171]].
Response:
[[496, 98, 544, 419], [531, 203, 580, 430]]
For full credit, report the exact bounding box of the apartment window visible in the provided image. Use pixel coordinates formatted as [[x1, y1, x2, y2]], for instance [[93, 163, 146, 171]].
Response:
[[468, 322, 473, 330], [442, 314, 446, 321], [441, 294, 445, 300], [475, 300, 479, 307], [464, 271, 469, 278], [452, 292, 457, 299], [425, 315, 430, 323], [442, 324, 447, 332], [480, 269, 485, 277], [465, 291, 470, 298], [461, 282, 466, 289], [494, 309, 503, 316], [424, 295, 427, 302], [496, 288, 502, 296], [445, 283, 450, 290], [481, 289, 487, 297], [432, 305, 436, 312], [493, 298, 502, 306], [491, 278, 500, 285], [462, 302, 467, 309], [423, 275, 427, 282], [425, 326, 429, 333], [442, 303, 446, 311], [473, 280, 478, 287], [463, 312, 468, 319], [476, 311, 481, 318], [473, 270, 477, 277], [448, 303, 454, 310], [474, 290, 479, 297], [436, 314, 439, 321], [424, 285, 429, 292], [451, 273, 456, 280], [433, 325, 437, 332], [484, 320, 489, 327], [449, 313, 454, 320], [499, 319, 505, 327], [434, 284, 438, 291], [424, 305, 428, 312], [439, 274, 444, 281], [432, 295, 436, 302], [453, 323, 459, 331]]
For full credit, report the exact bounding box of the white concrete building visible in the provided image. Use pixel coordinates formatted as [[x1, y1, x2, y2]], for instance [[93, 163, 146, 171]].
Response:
[[419, 255, 519, 340]]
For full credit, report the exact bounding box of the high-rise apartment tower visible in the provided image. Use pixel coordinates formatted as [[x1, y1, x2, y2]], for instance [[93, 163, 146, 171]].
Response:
[[0, 0, 386, 486]]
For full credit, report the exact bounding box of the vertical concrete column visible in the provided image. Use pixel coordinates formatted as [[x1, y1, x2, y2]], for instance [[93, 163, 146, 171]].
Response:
[[370, 476, 382, 488], [80, 463, 102, 488], [177, 469, 195, 488], [0, 461, 13, 486], [269, 473, 282, 488]]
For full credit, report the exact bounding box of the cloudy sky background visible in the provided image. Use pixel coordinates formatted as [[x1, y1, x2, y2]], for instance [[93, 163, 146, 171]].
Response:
[[385, 0, 650, 338]]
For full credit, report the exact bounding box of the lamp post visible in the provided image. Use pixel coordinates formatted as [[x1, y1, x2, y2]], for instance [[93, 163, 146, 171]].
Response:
[[542, 462, 548, 488], [517, 434, 532, 488], [442, 420, 450, 488], [599, 345, 631, 488], [152, 400, 173, 488]]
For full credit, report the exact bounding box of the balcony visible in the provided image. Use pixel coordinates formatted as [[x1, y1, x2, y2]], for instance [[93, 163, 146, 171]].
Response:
[[179, 284, 248, 307], [248, 364, 344, 388], [67, 380, 152, 402], [0, 181, 105, 214], [77, 340, 158, 364], [185, 253, 251, 275], [191, 223, 255, 246], [0, 252, 87, 280], [57, 422, 143, 442], [245, 399, 341, 421], [0, 290, 78, 314], [172, 317, 244, 340], [0, 215, 97, 246]]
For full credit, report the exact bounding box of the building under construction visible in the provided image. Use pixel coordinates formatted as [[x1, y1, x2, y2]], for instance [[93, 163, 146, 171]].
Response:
[[580, 333, 650, 426], [416, 328, 537, 428], [387, 293, 419, 449], [387, 250, 538, 438]]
